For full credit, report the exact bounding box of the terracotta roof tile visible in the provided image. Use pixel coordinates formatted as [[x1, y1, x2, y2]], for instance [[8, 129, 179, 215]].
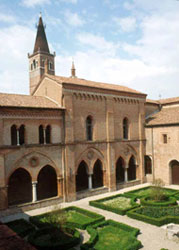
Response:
[[46, 75, 146, 96], [159, 97, 179, 105], [146, 106, 179, 126], [0, 93, 63, 109]]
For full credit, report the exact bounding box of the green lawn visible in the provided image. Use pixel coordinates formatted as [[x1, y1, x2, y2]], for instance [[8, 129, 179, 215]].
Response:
[[102, 196, 132, 209]]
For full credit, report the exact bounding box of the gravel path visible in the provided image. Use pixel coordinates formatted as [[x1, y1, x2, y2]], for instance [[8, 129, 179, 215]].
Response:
[[2, 183, 179, 250]]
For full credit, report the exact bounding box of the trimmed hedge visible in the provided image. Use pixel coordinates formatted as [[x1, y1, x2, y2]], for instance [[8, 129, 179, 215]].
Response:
[[123, 186, 179, 199], [89, 194, 139, 215], [127, 206, 179, 226], [81, 219, 142, 250], [28, 226, 80, 250], [140, 196, 177, 207], [6, 219, 36, 238], [30, 206, 105, 230]]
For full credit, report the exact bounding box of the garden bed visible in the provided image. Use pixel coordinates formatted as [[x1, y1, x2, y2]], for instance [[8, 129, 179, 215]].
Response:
[[81, 219, 142, 250], [5, 219, 36, 237], [140, 196, 177, 207], [123, 186, 178, 199], [30, 206, 105, 230], [127, 206, 179, 226], [89, 194, 139, 215]]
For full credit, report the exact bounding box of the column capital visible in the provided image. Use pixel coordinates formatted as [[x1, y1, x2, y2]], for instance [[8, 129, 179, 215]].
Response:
[[32, 181, 38, 185]]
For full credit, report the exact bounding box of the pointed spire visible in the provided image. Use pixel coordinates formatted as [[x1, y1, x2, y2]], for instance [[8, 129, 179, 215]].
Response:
[[71, 59, 76, 78], [33, 14, 50, 54]]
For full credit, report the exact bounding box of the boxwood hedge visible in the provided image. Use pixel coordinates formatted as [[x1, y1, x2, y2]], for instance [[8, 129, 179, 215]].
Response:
[[140, 196, 177, 207], [6, 219, 36, 238], [89, 194, 139, 215]]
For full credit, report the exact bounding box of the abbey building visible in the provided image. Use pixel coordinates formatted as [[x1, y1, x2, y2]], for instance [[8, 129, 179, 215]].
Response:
[[0, 16, 178, 211]]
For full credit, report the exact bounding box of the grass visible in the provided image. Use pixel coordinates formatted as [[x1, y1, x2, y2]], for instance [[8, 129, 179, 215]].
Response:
[[102, 196, 132, 210], [83, 220, 142, 250], [124, 186, 178, 199]]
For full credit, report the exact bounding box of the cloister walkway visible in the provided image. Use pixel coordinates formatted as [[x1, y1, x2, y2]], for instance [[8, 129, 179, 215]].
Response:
[[2, 183, 179, 250]]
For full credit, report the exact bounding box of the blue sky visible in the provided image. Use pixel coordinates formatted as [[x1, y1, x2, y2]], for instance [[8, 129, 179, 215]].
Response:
[[0, 0, 179, 99]]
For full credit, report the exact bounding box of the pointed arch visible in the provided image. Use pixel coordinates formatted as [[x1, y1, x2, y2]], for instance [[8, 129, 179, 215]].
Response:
[[8, 168, 32, 206], [128, 155, 136, 181], [11, 124, 17, 145], [123, 117, 129, 139], [19, 125, 25, 145], [76, 161, 89, 192], [116, 157, 125, 183], [92, 159, 103, 188], [86, 116, 93, 141], [37, 165, 57, 200], [46, 125, 51, 144], [170, 160, 179, 185], [39, 125, 44, 144]]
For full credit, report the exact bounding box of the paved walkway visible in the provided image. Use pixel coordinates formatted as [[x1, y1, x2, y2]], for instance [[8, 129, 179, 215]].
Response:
[[2, 183, 179, 250]]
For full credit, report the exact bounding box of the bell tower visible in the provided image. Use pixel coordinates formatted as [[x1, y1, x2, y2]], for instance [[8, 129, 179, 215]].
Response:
[[28, 14, 55, 95]]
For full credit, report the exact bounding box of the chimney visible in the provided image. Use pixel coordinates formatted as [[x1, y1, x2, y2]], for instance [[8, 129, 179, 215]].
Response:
[[71, 60, 76, 78]]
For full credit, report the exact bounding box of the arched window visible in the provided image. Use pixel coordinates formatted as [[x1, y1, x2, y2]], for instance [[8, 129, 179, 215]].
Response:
[[39, 125, 44, 144], [11, 125, 17, 145], [144, 156, 152, 175], [33, 59, 36, 69], [19, 125, 25, 145], [86, 116, 93, 141], [123, 117, 129, 139], [46, 125, 51, 144], [49, 61, 53, 70]]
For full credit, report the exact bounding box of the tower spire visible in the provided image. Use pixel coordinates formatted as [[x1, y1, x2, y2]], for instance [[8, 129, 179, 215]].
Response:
[[71, 59, 76, 78], [33, 14, 50, 53]]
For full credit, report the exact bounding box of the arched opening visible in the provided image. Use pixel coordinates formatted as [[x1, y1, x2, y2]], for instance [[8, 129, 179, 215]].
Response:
[[170, 160, 179, 184], [39, 125, 44, 144], [46, 125, 51, 144], [128, 156, 136, 181], [8, 168, 32, 206], [116, 157, 125, 183], [144, 155, 152, 175], [19, 125, 25, 145], [92, 159, 103, 188], [37, 165, 57, 200], [86, 116, 93, 141], [76, 161, 88, 192], [11, 125, 17, 145], [123, 117, 129, 139]]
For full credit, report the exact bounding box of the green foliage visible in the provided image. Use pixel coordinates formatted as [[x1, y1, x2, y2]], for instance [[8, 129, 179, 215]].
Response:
[[127, 206, 179, 226], [81, 220, 142, 250], [140, 196, 177, 207], [6, 219, 36, 238], [89, 194, 139, 215], [149, 179, 167, 201], [28, 226, 80, 250], [30, 206, 105, 230]]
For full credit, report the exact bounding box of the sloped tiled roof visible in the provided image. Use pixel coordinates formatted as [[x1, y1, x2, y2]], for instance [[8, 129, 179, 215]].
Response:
[[0, 93, 62, 109], [146, 106, 179, 126], [46, 75, 146, 97], [159, 97, 179, 105], [146, 99, 159, 104]]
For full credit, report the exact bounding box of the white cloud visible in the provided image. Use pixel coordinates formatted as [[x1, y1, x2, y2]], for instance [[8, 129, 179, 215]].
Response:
[[64, 10, 84, 27], [0, 25, 35, 94], [114, 16, 137, 32], [21, 0, 50, 7], [0, 13, 16, 23], [77, 32, 119, 56], [59, 0, 77, 3]]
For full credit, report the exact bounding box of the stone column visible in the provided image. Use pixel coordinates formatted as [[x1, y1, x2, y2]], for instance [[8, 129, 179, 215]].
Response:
[[57, 176, 63, 197], [124, 167, 128, 182], [32, 181, 37, 202], [17, 130, 20, 146], [0, 186, 8, 210], [88, 174, 92, 190], [43, 128, 46, 144]]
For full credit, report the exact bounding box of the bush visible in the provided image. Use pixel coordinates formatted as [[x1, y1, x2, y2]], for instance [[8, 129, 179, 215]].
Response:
[[140, 196, 177, 207], [30, 206, 105, 230], [89, 194, 139, 215], [6, 219, 36, 238], [28, 226, 80, 250], [127, 206, 179, 226]]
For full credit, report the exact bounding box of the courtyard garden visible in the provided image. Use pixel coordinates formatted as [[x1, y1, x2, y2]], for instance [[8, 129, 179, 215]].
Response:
[[6, 206, 142, 250], [90, 181, 179, 227]]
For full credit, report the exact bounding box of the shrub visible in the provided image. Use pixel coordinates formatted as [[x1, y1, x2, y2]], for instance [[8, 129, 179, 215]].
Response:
[[140, 196, 177, 207], [28, 226, 80, 250], [89, 194, 139, 215], [6, 219, 36, 238], [149, 179, 166, 201]]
